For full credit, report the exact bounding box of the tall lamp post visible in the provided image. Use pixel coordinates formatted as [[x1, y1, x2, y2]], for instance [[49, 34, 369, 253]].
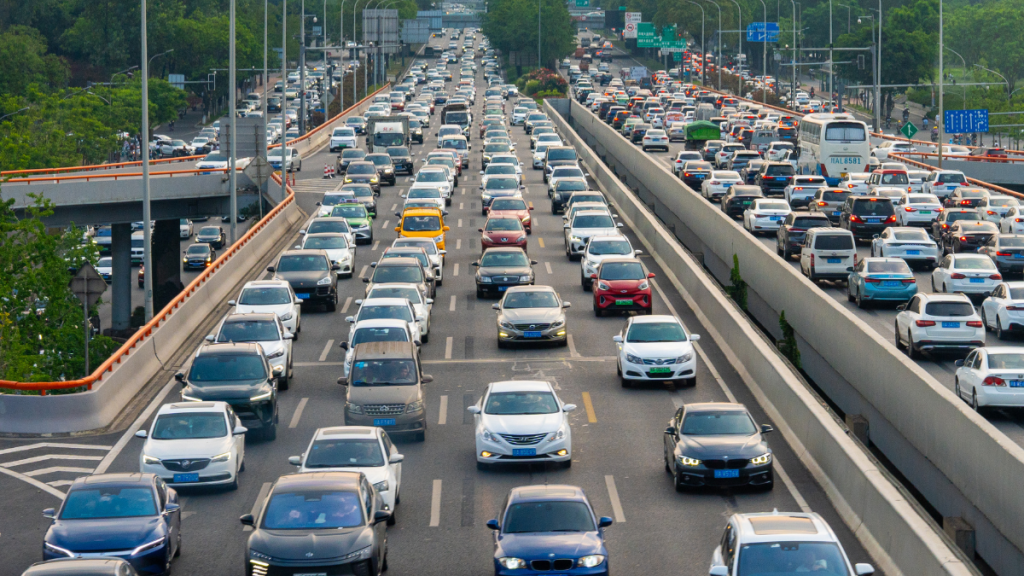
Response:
[[300, 1, 318, 136], [140, 0, 154, 320], [945, 46, 967, 108], [837, 3, 852, 33], [688, 1, 706, 88], [938, 0, 943, 167], [229, 0, 238, 245], [354, 0, 373, 102], [757, 0, 766, 103], [726, 0, 742, 81], [789, 0, 796, 102], [340, 0, 350, 112], [703, 0, 723, 90], [857, 13, 880, 132], [280, 0, 288, 202]]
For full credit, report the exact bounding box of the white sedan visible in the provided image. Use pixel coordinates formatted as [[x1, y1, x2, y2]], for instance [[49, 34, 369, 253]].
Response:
[[869, 227, 939, 267], [613, 315, 700, 387], [701, 171, 743, 200], [137, 401, 246, 490], [300, 233, 356, 277], [580, 234, 641, 290], [642, 129, 670, 152], [288, 426, 403, 522], [931, 253, 1001, 296], [1000, 206, 1024, 234], [347, 297, 424, 344], [364, 283, 434, 338], [467, 380, 576, 469], [896, 193, 942, 226], [229, 280, 301, 336], [340, 318, 417, 376], [980, 282, 1024, 339], [743, 199, 792, 234], [955, 347, 1024, 410]]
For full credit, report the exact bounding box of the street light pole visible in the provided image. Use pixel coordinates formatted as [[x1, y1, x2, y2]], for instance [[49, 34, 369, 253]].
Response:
[[538, 0, 542, 69], [938, 0, 943, 168], [140, 0, 154, 321], [829, 0, 833, 105], [758, 0, 766, 103], [726, 0, 742, 81], [340, 0, 349, 112], [688, 1, 706, 87], [229, 0, 238, 245], [281, 0, 289, 201], [790, 0, 796, 102], [704, 0, 723, 90], [264, 0, 268, 122], [837, 3, 851, 33]]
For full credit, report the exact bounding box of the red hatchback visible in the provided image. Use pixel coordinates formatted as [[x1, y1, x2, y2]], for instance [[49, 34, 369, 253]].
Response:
[[480, 217, 528, 252], [591, 258, 654, 316], [486, 197, 534, 233]]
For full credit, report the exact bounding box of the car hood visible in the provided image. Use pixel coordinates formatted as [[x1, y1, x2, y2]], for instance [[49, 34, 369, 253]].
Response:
[[144, 436, 233, 459], [481, 412, 562, 434], [236, 303, 293, 318], [571, 227, 618, 239], [677, 434, 767, 460], [197, 234, 220, 242], [347, 384, 420, 405], [48, 516, 164, 552], [496, 531, 604, 559], [599, 279, 645, 292], [623, 341, 691, 359], [300, 465, 389, 485], [276, 271, 331, 288], [345, 217, 372, 228], [185, 379, 268, 400], [479, 266, 532, 276], [249, 527, 372, 561], [321, 248, 355, 263], [483, 231, 525, 242], [500, 308, 564, 325]]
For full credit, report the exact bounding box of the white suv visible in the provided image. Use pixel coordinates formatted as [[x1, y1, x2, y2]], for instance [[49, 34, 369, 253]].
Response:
[[564, 210, 624, 260], [329, 127, 358, 152], [710, 512, 875, 576], [895, 292, 984, 358], [138, 401, 246, 490], [799, 229, 857, 282], [229, 280, 302, 336], [922, 170, 969, 199]]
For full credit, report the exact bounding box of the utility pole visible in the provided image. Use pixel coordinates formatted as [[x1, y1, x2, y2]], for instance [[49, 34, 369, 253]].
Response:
[[758, 0, 766, 103], [281, 0, 288, 200], [229, 0, 238, 245], [727, 0, 742, 85], [300, 0, 307, 135], [790, 0, 796, 102], [938, 0, 943, 168], [141, 0, 153, 321], [538, 0, 542, 69]]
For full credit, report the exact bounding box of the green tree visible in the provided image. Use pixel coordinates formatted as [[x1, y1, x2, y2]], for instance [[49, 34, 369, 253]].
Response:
[[0, 26, 69, 96], [483, 0, 576, 73]]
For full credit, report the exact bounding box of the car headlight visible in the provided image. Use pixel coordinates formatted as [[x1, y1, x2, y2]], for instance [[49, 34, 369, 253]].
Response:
[[44, 542, 74, 557], [182, 258, 188, 263], [131, 537, 166, 556], [625, 353, 643, 364], [550, 318, 565, 329], [142, 455, 161, 465], [280, 312, 293, 321], [250, 550, 274, 562], [250, 389, 273, 401], [675, 352, 693, 363], [597, 282, 610, 291], [371, 177, 379, 183], [678, 455, 701, 467], [479, 276, 492, 283], [339, 546, 374, 562], [518, 275, 531, 282], [406, 400, 424, 413], [498, 557, 527, 570], [577, 555, 606, 568], [346, 402, 363, 414], [499, 320, 515, 329], [267, 348, 286, 359], [433, 235, 444, 243], [317, 276, 333, 285], [181, 391, 202, 402], [638, 281, 649, 290], [481, 429, 498, 442], [210, 452, 231, 462], [750, 452, 773, 466], [570, 235, 583, 243], [345, 178, 353, 183], [548, 427, 565, 441], [384, 168, 393, 173]]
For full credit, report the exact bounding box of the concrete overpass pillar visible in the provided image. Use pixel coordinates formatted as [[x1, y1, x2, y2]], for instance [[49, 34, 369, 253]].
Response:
[[152, 219, 184, 313], [110, 223, 133, 333]]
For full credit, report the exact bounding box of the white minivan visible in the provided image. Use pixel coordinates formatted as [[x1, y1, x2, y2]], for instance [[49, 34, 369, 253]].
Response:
[[800, 229, 857, 282]]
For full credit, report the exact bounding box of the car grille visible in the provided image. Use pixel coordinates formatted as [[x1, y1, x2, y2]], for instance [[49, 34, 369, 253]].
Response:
[[364, 404, 406, 416], [498, 433, 547, 445], [530, 559, 575, 571], [703, 459, 749, 469], [492, 275, 520, 283], [513, 323, 550, 330], [641, 358, 678, 365], [161, 458, 211, 472]]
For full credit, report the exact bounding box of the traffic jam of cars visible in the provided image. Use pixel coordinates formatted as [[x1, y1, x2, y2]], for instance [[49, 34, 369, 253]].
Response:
[[26, 31, 884, 576]]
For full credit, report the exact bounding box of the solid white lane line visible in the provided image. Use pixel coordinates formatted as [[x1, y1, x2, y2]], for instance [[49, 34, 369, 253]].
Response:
[[0, 443, 112, 456], [93, 379, 176, 475], [567, 334, 580, 358], [0, 466, 66, 499], [319, 340, 334, 362], [438, 395, 449, 425], [245, 482, 273, 531], [25, 466, 95, 477], [341, 296, 353, 313], [545, 262, 553, 274], [450, 295, 457, 311], [453, 263, 460, 276], [1, 454, 104, 468], [456, 239, 462, 250], [604, 475, 626, 523], [445, 336, 454, 359], [289, 398, 309, 429], [430, 479, 442, 527], [359, 265, 369, 278], [774, 461, 813, 512]]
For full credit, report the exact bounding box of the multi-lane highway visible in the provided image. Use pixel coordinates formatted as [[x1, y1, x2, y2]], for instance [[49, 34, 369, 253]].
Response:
[[0, 34, 883, 576]]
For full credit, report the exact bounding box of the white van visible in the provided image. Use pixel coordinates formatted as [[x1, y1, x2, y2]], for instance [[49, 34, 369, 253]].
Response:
[[800, 228, 857, 282]]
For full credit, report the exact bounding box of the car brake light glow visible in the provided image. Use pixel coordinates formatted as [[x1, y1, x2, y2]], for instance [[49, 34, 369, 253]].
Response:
[[982, 376, 1006, 386], [915, 320, 936, 327], [967, 321, 985, 328], [950, 273, 967, 279], [885, 215, 897, 223], [864, 277, 882, 283], [850, 215, 863, 223], [960, 236, 968, 242], [902, 278, 916, 284], [990, 274, 1003, 280], [818, 201, 827, 206], [905, 207, 917, 212], [997, 252, 1011, 257]]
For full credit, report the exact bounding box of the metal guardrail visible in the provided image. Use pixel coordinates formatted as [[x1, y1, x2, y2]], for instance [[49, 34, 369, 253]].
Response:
[[0, 155, 206, 177], [5, 167, 239, 184]]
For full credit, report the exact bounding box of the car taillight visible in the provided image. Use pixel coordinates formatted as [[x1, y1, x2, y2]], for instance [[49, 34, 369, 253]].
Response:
[[847, 184, 856, 189], [902, 278, 916, 284], [818, 201, 827, 206], [988, 210, 998, 215], [942, 224, 950, 229], [905, 207, 916, 212], [997, 252, 1012, 256], [809, 253, 814, 266], [961, 200, 971, 205], [790, 228, 805, 232], [982, 376, 1006, 386], [990, 274, 1003, 280], [885, 215, 897, 223], [915, 320, 936, 327], [960, 236, 968, 242], [850, 215, 863, 223], [966, 321, 985, 328], [864, 277, 882, 283], [794, 187, 804, 191], [683, 172, 691, 177], [951, 273, 967, 279], [1007, 305, 1024, 311], [853, 253, 858, 267]]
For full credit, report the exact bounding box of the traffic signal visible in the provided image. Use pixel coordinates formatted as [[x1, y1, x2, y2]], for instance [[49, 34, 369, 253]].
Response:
[[857, 54, 864, 70]]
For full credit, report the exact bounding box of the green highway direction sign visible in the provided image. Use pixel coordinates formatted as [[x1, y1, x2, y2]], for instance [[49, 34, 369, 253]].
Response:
[[900, 121, 918, 139], [637, 23, 657, 46], [636, 23, 687, 50], [575, 0, 589, 6]]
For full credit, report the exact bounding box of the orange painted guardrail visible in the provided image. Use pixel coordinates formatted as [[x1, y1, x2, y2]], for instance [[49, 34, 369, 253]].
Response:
[[1, 155, 206, 178], [0, 171, 295, 394], [888, 152, 1024, 201], [5, 167, 243, 185], [888, 151, 1024, 164]]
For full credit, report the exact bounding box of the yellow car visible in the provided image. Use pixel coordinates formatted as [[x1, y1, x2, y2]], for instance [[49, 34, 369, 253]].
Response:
[[394, 207, 450, 250]]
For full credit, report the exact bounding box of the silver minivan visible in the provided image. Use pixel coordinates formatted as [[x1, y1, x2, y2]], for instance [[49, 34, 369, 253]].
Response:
[[339, 341, 430, 441]]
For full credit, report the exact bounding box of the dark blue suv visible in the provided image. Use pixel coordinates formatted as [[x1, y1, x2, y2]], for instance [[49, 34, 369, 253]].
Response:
[[488, 485, 612, 576]]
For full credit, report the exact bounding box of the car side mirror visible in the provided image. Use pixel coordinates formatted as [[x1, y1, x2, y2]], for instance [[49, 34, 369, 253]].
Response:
[[266, 266, 275, 273], [563, 403, 577, 412], [288, 455, 301, 466], [896, 304, 907, 311], [564, 223, 571, 228], [421, 374, 434, 383], [373, 510, 392, 524], [761, 424, 774, 434], [472, 261, 480, 267], [135, 430, 148, 438], [598, 516, 613, 528], [362, 278, 370, 283], [228, 300, 237, 306], [43, 508, 56, 519], [486, 519, 500, 530], [272, 365, 284, 376], [164, 502, 180, 514], [854, 564, 875, 575], [955, 359, 965, 367], [204, 334, 215, 342], [467, 405, 481, 414], [239, 514, 255, 526], [174, 372, 185, 383], [337, 375, 348, 386], [665, 426, 676, 435], [233, 425, 248, 435], [710, 567, 729, 576]]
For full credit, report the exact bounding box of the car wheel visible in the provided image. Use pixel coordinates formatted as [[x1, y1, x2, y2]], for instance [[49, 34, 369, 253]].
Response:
[[972, 390, 981, 413], [894, 324, 905, 349], [278, 373, 289, 391], [955, 379, 963, 401], [982, 309, 991, 332], [174, 532, 181, 557], [262, 423, 277, 441], [931, 277, 937, 292], [997, 320, 1006, 340], [386, 507, 396, 526], [907, 332, 920, 360], [847, 285, 855, 302], [616, 360, 622, 376], [582, 273, 591, 291], [476, 288, 484, 298], [228, 473, 239, 491], [594, 303, 604, 317], [327, 293, 338, 312], [856, 289, 865, 309]]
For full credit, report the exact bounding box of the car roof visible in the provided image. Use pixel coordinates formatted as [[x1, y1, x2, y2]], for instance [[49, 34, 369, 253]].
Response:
[[919, 292, 973, 302], [509, 484, 587, 503], [158, 401, 228, 414], [274, 472, 364, 490], [360, 297, 411, 308], [74, 472, 154, 488], [224, 312, 278, 323], [732, 512, 835, 543], [503, 285, 557, 294], [280, 249, 329, 258], [401, 207, 444, 217], [314, 426, 379, 440], [684, 401, 750, 413], [244, 279, 291, 288], [629, 314, 681, 325], [374, 257, 421, 268], [352, 340, 417, 359], [488, 380, 554, 393]]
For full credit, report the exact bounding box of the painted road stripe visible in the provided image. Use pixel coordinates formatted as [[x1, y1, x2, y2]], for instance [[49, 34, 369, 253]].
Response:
[[581, 392, 597, 423], [456, 239, 462, 250], [605, 475, 626, 523], [0, 443, 112, 456], [430, 479, 442, 527], [319, 340, 334, 362], [458, 218, 463, 227], [25, 466, 95, 477], [449, 295, 457, 311], [538, 237, 545, 248], [372, 240, 380, 251], [245, 482, 273, 531], [341, 296, 353, 313], [289, 398, 309, 429], [94, 379, 176, 475], [453, 263, 460, 276], [0, 466, 66, 499], [445, 336, 454, 359], [460, 202, 464, 210], [567, 334, 580, 358], [390, 203, 397, 211], [439, 395, 449, 425], [359, 265, 369, 278], [1, 454, 103, 468], [545, 262, 553, 274], [381, 219, 389, 229]]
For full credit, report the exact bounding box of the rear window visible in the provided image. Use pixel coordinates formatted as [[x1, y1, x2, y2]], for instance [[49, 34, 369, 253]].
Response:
[[766, 164, 795, 176], [1000, 237, 1024, 248], [866, 261, 911, 274], [938, 173, 967, 183], [851, 199, 895, 216], [878, 173, 909, 185], [548, 149, 577, 161], [924, 302, 975, 317], [793, 217, 830, 229], [822, 191, 850, 202], [824, 122, 867, 142], [814, 234, 854, 250]]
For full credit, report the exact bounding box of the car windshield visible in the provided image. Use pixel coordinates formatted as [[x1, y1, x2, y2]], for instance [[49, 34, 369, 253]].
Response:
[[682, 411, 757, 435], [924, 301, 976, 316], [403, 216, 441, 232], [866, 261, 911, 274], [574, 215, 615, 229], [278, 255, 328, 272], [368, 285, 422, 302], [486, 165, 516, 175], [383, 252, 429, 268], [201, 154, 227, 163], [503, 501, 595, 533], [307, 221, 351, 235], [302, 235, 350, 252], [758, 201, 790, 211], [490, 198, 528, 211], [359, 302, 414, 322], [626, 322, 686, 343], [387, 147, 410, 157], [481, 251, 529, 267], [342, 150, 366, 159], [262, 490, 364, 529], [600, 262, 645, 280], [418, 171, 446, 182], [189, 354, 266, 381], [485, 218, 522, 232], [239, 287, 291, 305], [218, 320, 279, 342], [366, 155, 392, 166], [352, 326, 411, 346], [348, 164, 376, 177], [557, 181, 588, 192], [372, 265, 423, 283], [304, 439, 385, 468], [186, 245, 210, 256], [879, 173, 909, 185], [589, 239, 632, 255], [441, 138, 467, 150], [484, 391, 559, 415], [199, 227, 221, 236], [486, 178, 518, 190], [152, 412, 228, 439], [737, 542, 849, 576], [485, 144, 509, 153], [990, 198, 1018, 207], [553, 168, 584, 179], [953, 257, 996, 270], [321, 194, 354, 206], [409, 188, 441, 199], [548, 149, 576, 161], [960, 189, 987, 198], [852, 200, 894, 216], [333, 205, 368, 219], [60, 487, 158, 520], [350, 359, 418, 385], [503, 291, 559, 309]]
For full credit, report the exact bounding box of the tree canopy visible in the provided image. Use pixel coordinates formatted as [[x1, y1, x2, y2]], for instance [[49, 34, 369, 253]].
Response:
[[483, 0, 577, 72]]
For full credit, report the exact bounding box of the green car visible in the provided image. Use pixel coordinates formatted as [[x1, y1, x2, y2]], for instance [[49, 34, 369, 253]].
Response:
[[330, 203, 373, 245]]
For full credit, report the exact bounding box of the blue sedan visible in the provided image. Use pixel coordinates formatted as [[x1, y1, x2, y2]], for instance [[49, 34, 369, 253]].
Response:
[[847, 257, 918, 308], [488, 485, 612, 576], [42, 473, 181, 575]]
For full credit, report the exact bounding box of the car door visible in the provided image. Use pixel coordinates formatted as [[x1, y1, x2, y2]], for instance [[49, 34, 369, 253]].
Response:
[[156, 479, 181, 554], [983, 284, 1006, 329], [664, 407, 684, 462], [960, 350, 980, 398], [230, 409, 245, 464], [381, 431, 402, 492], [933, 255, 952, 289], [896, 294, 919, 335]]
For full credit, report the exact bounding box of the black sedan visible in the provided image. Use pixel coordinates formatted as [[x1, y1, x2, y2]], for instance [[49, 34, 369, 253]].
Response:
[[183, 243, 217, 270], [663, 402, 775, 490], [196, 225, 226, 249], [241, 472, 389, 576], [680, 161, 713, 190], [720, 185, 764, 219], [473, 247, 536, 298], [943, 220, 999, 253], [337, 148, 367, 174], [268, 250, 340, 310], [387, 146, 415, 175], [629, 123, 651, 144], [365, 153, 398, 186]]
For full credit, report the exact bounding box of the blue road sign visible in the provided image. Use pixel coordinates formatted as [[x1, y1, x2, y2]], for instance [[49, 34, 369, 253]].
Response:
[[944, 109, 989, 134], [746, 22, 779, 42]]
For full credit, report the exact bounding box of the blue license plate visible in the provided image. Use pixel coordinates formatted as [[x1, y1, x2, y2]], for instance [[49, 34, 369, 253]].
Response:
[[524, 331, 542, 338], [296, 293, 309, 300], [970, 278, 984, 283], [769, 216, 783, 221], [714, 469, 740, 479], [173, 473, 199, 483], [373, 418, 396, 426], [866, 217, 882, 223], [1010, 381, 1024, 388], [906, 250, 920, 255], [942, 321, 959, 328], [827, 258, 841, 264], [1014, 254, 1024, 259], [498, 286, 508, 291], [512, 448, 537, 457], [881, 280, 901, 287], [832, 211, 841, 216]]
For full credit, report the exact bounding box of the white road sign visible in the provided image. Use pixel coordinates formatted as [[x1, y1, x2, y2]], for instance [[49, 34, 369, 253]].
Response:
[[624, 22, 637, 38]]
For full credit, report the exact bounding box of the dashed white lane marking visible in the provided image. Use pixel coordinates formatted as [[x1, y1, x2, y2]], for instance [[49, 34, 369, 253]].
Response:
[[341, 296, 353, 313], [438, 395, 449, 425], [445, 336, 454, 360], [0, 466, 66, 499], [319, 340, 334, 362], [372, 240, 380, 251], [289, 398, 309, 429], [244, 482, 273, 531], [359, 265, 369, 278], [453, 263, 460, 276], [25, 466, 95, 477], [459, 202, 464, 209], [545, 262, 553, 274], [456, 239, 462, 250], [450, 295, 457, 311], [458, 218, 463, 227], [605, 475, 626, 523], [381, 219, 390, 229], [390, 203, 397, 211], [429, 479, 442, 527]]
